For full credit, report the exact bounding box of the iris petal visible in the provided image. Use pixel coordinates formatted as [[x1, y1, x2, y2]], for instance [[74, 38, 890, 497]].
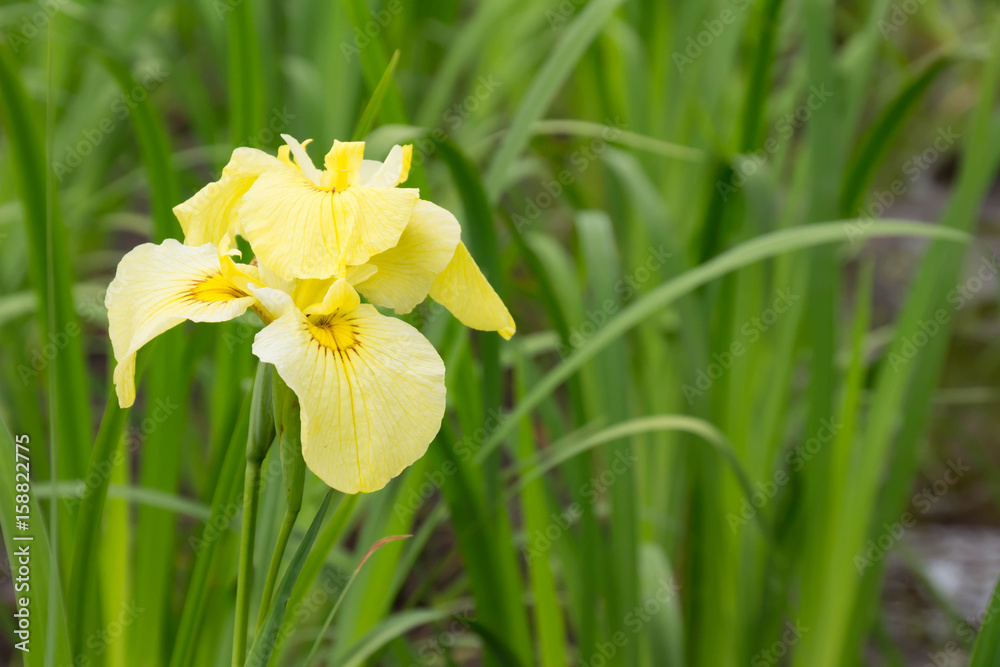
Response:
[[239, 167, 418, 280], [252, 303, 446, 494], [429, 242, 516, 339], [106, 240, 258, 407], [361, 144, 413, 187], [173, 148, 284, 247], [354, 200, 461, 313]]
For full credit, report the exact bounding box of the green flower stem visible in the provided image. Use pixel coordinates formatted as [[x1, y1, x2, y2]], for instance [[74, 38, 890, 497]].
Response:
[[256, 374, 305, 631], [245, 491, 334, 667], [232, 364, 275, 667], [233, 459, 262, 667], [255, 508, 296, 631]]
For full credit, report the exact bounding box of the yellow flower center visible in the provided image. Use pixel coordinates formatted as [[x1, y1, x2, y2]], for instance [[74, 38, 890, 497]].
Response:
[[193, 275, 247, 301], [308, 314, 359, 352]]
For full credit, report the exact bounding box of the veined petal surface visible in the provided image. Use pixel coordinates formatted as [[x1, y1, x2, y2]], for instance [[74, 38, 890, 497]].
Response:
[[333, 184, 419, 266], [106, 240, 257, 407], [239, 166, 418, 279], [173, 148, 283, 247], [354, 200, 461, 313], [252, 304, 446, 494]]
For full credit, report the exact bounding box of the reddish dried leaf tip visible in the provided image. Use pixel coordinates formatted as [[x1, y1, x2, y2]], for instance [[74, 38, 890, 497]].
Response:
[[356, 534, 413, 572]]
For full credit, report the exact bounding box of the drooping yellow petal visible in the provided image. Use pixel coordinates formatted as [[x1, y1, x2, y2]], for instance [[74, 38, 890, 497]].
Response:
[[429, 242, 516, 339], [239, 166, 418, 280], [173, 148, 284, 247], [354, 200, 461, 313], [106, 240, 258, 407], [252, 303, 446, 494]]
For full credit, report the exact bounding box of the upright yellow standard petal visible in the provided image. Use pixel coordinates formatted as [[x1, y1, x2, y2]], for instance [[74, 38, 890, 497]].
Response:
[[361, 144, 413, 187], [106, 240, 258, 407], [173, 148, 284, 247], [239, 166, 418, 280], [429, 242, 516, 339], [331, 184, 419, 265], [354, 200, 461, 313], [239, 168, 344, 278], [303, 277, 360, 315], [282, 135, 322, 184], [252, 302, 446, 494], [323, 140, 366, 190]]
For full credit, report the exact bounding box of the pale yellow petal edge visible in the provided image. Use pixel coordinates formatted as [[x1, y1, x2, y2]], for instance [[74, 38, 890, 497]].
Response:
[[429, 242, 515, 339]]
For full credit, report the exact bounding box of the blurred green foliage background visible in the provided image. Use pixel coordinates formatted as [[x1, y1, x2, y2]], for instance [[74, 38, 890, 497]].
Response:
[[1, 0, 1000, 665]]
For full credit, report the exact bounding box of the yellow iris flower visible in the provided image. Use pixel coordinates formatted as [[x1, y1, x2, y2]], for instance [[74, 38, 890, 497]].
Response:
[[106, 136, 514, 493]]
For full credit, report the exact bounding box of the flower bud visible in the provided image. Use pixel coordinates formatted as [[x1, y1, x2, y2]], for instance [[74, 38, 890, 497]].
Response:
[[273, 372, 305, 512], [246, 363, 275, 464]]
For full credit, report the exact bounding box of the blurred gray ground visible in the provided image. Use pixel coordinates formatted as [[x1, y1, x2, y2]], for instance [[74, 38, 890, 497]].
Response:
[[874, 149, 1000, 667], [885, 527, 1000, 666]]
